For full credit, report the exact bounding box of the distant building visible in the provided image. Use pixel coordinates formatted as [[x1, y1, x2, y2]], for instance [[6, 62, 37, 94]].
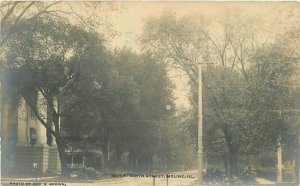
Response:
[[66, 148, 85, 169]]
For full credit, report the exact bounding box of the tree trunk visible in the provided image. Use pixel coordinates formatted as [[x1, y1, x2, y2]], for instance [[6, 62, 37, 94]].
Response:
[[51, 103, 69, 176], [229, 148, 239, 177], [129, 152, 133, 169], [295, 132, 300, 185], [129, 151, 136, 170], [101, 145, 108, 170], [100, 134, 109, 170], [147, 155, 153, 171], [56, 135, 68, 176], [295, 156, 299, 185], [115, 147, 122, 169], [223, 155, 229, 176], [46, 104, 53, 146]]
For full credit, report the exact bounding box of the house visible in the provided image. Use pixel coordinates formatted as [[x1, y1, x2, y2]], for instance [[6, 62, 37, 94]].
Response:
[[1, 91, 61, 175]]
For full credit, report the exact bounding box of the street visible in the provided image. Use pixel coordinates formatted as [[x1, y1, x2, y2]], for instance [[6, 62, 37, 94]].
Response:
[[1, 169, 279, 186], [1, 170, 198, 186], [2, 177, 197, 186]]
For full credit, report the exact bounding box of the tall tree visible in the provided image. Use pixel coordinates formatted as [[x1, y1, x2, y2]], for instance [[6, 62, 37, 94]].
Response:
[[141, 12, 259, 176], [1, 17, 108, 175], [62, 49, 177, 171], [141, 12, 300, 177], [0, 1, 115, 47]]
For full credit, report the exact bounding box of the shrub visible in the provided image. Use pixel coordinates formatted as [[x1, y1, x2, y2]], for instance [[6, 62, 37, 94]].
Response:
[[75, 166, 103, 179], [224, 176, 241, 185], [204, 168, 225, 184], [239, 167, 257, 184]]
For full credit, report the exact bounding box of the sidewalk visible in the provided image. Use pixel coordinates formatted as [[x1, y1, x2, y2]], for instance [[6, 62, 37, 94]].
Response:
[[1, 176, 58, 181], [256, 177, 275, 184], [1, 176, 95, 183]]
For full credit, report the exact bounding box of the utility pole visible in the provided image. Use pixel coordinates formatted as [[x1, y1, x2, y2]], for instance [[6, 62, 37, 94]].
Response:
[[277, 137, 283, 183], [297, 132, 300, 185], [268, 109, 300, 185], [198, 64, 203, 185]]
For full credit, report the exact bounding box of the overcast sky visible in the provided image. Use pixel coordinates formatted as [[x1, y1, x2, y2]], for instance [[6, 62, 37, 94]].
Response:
[[107, 2, 299, 109]]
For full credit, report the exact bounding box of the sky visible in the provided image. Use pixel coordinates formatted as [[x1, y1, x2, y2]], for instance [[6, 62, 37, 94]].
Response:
[[110, 1, 298, 49], [105, 1, 299, 109], [2, 1, 298, 109]]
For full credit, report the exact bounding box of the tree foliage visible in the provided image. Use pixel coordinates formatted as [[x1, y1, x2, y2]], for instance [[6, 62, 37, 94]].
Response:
[[1, 16, 108, 174], [62, 48, 187, 171], [141, 12, 300, 176]]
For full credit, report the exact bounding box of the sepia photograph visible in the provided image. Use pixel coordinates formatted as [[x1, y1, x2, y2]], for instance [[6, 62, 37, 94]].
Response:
[[1, 1, 300, 186]]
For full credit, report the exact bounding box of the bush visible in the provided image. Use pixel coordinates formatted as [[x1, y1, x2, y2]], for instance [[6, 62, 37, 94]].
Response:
[[70, 166, 104, 179], [239, 167, 257, 184], [224, 176, 241, 185], [204, 168, 225, 184], [203, 167, 258, 185]]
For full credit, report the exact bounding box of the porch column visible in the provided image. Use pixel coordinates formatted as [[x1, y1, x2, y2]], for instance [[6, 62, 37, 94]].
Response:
[[17, 98, 28, 145], [36, 91, 47, 145]]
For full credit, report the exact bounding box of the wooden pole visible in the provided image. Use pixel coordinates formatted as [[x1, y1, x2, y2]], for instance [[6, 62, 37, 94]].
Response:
[[277, 137, 283, 183], [198, 64, 203, 185]]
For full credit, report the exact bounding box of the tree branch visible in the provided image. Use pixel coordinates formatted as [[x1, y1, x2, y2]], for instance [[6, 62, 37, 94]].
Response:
[[1, 2, 16, 8], [26, 1, 62, 21], [0, 9, 4, 16], [228, 37, 248, 81], [1, 2, 19, 27], [14, 2, 35, 24]]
